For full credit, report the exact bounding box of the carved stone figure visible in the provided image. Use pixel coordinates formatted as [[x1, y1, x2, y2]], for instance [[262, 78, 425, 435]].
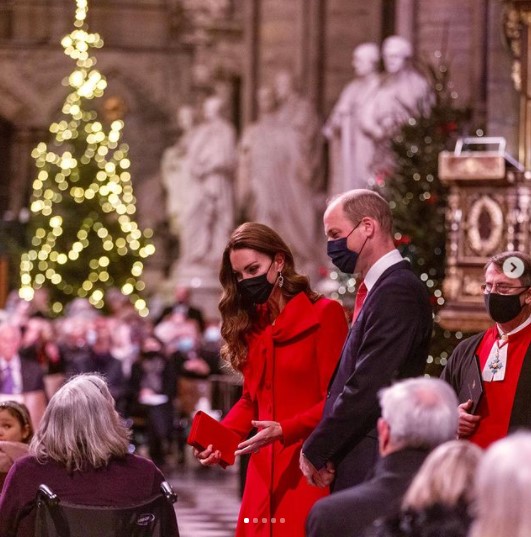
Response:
[[273, 70, 324, 190], [360, 36, 433, 143], [323, 43, 381, 194], [179, 96, 236, 272], [160, 105, 197, 236], [238, 85, 323, 278]]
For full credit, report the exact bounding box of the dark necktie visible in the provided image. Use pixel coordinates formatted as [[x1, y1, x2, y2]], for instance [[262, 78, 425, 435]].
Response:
[[352, 281, 368, 325], [1, 364, 15, 394]]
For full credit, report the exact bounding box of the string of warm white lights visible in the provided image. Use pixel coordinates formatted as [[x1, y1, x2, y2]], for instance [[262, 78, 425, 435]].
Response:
[[19, 0, 154, 316]]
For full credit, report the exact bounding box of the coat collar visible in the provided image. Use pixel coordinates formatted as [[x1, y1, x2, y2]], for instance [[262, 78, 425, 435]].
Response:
[[243, 293, 320, 397], [270, 292, 320, 343]]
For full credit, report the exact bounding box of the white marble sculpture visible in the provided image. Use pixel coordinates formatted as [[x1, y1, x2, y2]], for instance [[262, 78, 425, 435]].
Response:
[[274, 70, 323, 190], [360, 35, 433, 143], [160, 105, 197, 236], [238, 83, 324, 279], [323, 42, 381, 194], [179, 96, 236, 274]]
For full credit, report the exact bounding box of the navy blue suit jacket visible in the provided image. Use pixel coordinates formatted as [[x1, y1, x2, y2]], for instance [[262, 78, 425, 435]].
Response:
[[303, 260, 432, 490]]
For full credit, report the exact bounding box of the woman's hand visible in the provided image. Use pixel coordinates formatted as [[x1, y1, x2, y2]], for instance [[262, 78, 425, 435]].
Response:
[[193, 444, 222, 466], [234, 420, 283, 456]]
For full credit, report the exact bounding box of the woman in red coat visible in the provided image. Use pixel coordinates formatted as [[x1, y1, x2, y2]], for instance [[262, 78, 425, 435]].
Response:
[[194, 222, 348, 536]]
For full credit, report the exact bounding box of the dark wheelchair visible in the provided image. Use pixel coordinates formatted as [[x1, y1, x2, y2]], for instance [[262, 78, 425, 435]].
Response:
[[34, 481, 180, 537]]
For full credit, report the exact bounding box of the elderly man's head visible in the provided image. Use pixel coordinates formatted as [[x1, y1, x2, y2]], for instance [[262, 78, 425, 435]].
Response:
[[377, 377, 458, 455], [0, 324, 22, 362]]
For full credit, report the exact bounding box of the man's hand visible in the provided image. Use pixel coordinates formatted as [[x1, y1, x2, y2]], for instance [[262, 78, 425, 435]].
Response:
[[458, 399, 481, 438], [299, 452, 335, 488], [234, 420, 282, 456]]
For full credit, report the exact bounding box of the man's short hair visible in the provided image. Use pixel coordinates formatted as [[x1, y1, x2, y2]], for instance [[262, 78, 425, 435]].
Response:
[[379, 377, 458, 450], [335, 189, 393, 235], [485, 251, 531, 287]]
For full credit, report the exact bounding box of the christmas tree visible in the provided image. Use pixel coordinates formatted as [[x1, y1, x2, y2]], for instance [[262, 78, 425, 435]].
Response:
[[19, 0, 154, 316], [374, 55, 473, 374]]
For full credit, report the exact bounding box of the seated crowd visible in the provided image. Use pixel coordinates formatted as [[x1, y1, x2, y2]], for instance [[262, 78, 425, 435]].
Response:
[[0, 285, 225, 472]]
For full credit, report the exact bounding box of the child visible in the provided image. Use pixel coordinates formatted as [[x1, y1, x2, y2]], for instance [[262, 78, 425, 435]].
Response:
[[0, 401, 34, 490]]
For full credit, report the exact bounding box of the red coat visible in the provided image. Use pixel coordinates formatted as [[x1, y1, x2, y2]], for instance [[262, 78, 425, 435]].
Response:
[[222, 293, 348, 536]]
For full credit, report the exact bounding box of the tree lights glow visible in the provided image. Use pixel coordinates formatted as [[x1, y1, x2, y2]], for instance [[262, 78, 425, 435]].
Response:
[[19, 0, 154, 316]]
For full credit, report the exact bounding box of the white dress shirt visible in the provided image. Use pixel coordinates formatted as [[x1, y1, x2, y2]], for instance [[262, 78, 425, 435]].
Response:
[[364, 249, 405, 293], [0, 354, 23, 394]]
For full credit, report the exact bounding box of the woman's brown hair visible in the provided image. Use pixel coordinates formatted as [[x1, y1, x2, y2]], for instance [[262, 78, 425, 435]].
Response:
[[219, 222, 320, 371], [0, 400, 34, 443]]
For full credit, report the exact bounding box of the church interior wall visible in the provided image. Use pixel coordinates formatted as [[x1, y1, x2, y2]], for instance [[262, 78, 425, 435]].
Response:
[[486, 0, 519, 156], [0, 0, 523, 291], [322, 1, 383, 117]]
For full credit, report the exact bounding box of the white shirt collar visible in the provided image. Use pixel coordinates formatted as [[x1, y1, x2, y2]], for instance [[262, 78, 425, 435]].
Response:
[[364, 249, 404, 292], [497, 314, 531, 339], [0, 355, 20, 370], [0, 354, 22, 394]]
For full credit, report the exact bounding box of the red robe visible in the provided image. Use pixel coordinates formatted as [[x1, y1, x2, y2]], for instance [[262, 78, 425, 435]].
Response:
[[470, 322, 531, 448], [222, 293, 348, 536]]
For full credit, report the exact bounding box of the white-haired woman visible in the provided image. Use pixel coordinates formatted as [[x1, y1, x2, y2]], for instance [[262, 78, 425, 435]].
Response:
[[469, 432, 531, 537], [0, 374, 176, 537]]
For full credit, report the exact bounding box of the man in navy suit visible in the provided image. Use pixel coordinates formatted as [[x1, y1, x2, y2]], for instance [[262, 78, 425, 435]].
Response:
[[300, 189, 432, 491]]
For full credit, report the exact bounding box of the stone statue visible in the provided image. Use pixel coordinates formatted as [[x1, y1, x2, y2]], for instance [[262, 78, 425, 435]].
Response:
[[360, 35, 433, 143], [178, 96, 236, 273], [237, 85, 324, 279], [323, 43, 381, 194], [273, 70, 324, 190], [160, 105, 197, 236]]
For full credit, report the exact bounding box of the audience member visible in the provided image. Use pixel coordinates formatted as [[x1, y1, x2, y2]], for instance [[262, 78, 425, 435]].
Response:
[[19, 318, 65, 398], [0, 374, 177, 537], [0, 401, 33, 491], [67, 318, 126, 409], [441, 251, 531, 448], [156, 285, 206, 334], [56, 316, 92, 377], [27, 288, 52, 320], [469, 431, 531, 537], [0, 291, 31, 327], [129, 335, 178, 467], [105, 287, 147, 378], [305, 377, 459, 537], [0, 323, 46, 428], [370, 440, 481, 537], [301, 190, 433, 491], [104, 287, 138, 322]]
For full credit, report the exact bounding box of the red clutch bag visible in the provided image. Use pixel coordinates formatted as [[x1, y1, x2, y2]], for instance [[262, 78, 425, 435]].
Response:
[[187, 410, 240, 468]]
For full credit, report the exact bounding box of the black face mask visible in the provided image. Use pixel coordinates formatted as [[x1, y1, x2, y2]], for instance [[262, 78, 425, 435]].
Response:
[[142, 350, 160, 359], [237, 262, 275, 304], [327, 223, 366, 274], [484, 290, 527, 324]]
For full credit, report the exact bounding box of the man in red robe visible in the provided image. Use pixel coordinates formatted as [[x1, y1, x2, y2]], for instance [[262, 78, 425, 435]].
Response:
[[441, 251, 531, 448]]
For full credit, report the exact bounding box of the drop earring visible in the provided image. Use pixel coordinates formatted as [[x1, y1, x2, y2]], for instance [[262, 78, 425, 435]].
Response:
[[278, 271, 284, 288]]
